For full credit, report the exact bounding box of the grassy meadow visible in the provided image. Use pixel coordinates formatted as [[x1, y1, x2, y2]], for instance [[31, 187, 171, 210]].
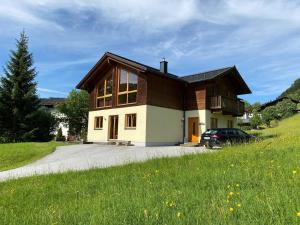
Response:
[[0, 114, 300, 224], [0, 142, 67, 171]]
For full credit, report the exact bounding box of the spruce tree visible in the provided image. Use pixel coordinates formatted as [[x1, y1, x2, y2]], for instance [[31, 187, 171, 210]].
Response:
[[0, 32, 40, 142]]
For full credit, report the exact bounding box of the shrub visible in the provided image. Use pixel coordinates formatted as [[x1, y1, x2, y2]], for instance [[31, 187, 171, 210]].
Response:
[[262, 106, 279, 127], [250, 113, 263, 129], [276, 99, 297, 119]]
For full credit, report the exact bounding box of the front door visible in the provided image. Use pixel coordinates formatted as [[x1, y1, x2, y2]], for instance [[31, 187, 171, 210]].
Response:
[[109, 115, 118, 140], [188, 117, 199, 142]]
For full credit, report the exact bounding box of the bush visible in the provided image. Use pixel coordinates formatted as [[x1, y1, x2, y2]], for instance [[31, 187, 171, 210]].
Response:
[[55, 127, 66, 142], [250, 113, 263, 129], [276, 99, 297, 119], [262, 106, 279, 127]]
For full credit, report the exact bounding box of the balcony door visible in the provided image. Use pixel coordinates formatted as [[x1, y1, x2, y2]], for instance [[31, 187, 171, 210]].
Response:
[[108, 115, 118, 140], [188, 117, 199, 143]]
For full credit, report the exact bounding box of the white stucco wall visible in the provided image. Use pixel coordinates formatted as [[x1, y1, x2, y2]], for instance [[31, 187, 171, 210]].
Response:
[[184, 110, 207, 142], [146, 105, 184, 146], [206, 111, 237, 129], [88, 106, 238, 146], [184, 110, 238, 142], [87, 105, 147, 145]]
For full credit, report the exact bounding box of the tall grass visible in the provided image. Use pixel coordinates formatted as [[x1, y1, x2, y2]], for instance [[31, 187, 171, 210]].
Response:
[[0, 142, 67, 171], [0, 115, 300, 224]]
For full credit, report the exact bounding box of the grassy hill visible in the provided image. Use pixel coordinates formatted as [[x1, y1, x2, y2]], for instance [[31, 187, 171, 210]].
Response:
[[279, 78, 300, 101], [1, 114, 300, 224]]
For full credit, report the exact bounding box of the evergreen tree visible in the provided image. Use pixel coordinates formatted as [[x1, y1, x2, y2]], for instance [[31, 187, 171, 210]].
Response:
[[0, 32, 40, 142]]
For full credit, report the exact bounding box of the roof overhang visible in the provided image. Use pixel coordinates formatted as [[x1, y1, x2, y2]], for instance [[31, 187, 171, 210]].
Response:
[[76, 52, 147, 90]]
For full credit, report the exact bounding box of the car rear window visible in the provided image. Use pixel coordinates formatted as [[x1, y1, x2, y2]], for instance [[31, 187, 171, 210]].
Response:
[[204, 129, 218, 135]]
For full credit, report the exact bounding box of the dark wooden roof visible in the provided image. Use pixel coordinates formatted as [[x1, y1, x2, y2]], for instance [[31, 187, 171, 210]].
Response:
[[180, 67, 233, 83], [259, 97, 300, 111], [76, 52, 179, 89], [76, 52, 251, 95]]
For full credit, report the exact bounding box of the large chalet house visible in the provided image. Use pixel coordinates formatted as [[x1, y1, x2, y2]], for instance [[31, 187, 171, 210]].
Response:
[[77, 52, 251, 146]]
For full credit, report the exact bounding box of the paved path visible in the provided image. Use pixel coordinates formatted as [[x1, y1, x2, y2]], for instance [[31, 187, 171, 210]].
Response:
[[0, 144, 209, 182]]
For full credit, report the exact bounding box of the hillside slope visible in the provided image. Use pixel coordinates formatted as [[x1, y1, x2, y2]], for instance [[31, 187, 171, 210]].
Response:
[[280, 78, 300, 100], [0, 114, 300, 225]]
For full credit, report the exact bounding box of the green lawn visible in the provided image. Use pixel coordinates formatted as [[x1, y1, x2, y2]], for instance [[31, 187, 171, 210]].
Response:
[[1, 115, 300, 224], [0, 142, 67, 171]]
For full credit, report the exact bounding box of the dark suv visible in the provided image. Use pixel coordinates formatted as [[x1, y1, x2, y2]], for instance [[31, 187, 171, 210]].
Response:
[[200, 128, 255, 148]]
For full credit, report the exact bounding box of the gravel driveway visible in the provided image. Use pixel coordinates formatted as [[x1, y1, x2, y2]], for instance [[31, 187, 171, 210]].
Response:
[[0, 144, 209, 182]]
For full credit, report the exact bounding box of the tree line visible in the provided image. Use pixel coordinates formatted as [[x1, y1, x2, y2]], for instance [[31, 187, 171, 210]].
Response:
[[0, 32, 88, 143]]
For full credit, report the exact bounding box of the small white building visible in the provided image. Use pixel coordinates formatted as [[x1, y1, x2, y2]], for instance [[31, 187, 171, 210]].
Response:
[[40, 98, 69, 137]]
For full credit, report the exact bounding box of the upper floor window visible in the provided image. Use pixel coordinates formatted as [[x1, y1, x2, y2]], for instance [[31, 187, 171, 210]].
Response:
[[118, 69, 138, 105], [96, 73, 113, 108]]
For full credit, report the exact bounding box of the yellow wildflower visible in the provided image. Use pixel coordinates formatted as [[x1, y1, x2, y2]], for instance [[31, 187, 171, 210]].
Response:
[[236, 184, 240, 187], [144, 209, 148, 217], [229, 192, 234, 196], [237, 203, 241, 208], [229, 207, 234, 212], [177, 212, 182, 218], [293, 170, 297, 175], [297, 211, 300, 217]]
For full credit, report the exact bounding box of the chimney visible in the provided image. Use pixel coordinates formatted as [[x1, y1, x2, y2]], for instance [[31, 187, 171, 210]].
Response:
[[160, 58, 168, 74]]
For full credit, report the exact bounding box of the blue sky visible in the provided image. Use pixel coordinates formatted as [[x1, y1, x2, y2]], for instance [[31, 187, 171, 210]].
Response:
[[0, 0, 300, 104]]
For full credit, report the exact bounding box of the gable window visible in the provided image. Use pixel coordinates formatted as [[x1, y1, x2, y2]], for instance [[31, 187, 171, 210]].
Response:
[[227, 120, 233, 128], [125, 114, 136, 129], [96, 73, 113, 108], [118, 69, 138, 105], [211, 118, 218, 129], [95, 116, 103, 129]]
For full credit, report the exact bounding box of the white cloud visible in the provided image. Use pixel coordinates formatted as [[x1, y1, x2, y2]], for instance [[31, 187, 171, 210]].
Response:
[[37, 88, 67, 95]]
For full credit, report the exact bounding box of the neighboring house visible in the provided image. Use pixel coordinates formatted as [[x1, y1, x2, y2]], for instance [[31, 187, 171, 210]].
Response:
[[40, 98, 69, 137], [76, 52, 251, 146], [238, 110, 253, 126], [258, 97, 300, 112]]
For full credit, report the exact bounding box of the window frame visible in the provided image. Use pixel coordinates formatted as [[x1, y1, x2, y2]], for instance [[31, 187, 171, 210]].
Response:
[[227, 120, 233, 128], [94, 116, 103, 130], [96, 72, 113, 109], [210, 118, 218, 129], [125, 113, 137, 129], [117, 69, 138, 106]]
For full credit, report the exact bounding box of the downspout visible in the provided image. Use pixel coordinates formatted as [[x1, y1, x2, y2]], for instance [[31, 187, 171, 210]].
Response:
[[182, 83, 187, 144]]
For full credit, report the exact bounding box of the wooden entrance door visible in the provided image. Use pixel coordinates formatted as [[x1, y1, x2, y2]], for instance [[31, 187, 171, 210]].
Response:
[[188, 117, 199, 142], [109, 115, 118, 140]]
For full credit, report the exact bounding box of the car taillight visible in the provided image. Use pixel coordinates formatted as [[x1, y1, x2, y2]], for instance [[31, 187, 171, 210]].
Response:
[[211, 134, 220, 139]]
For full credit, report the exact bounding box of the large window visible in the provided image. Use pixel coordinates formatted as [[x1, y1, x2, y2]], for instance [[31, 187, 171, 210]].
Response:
[[96, 73, 113, 108], [125, 114, 136, 129], [211, 118, 218, 129], [118, 69, 138, 105], [94, 116, 103, 129]]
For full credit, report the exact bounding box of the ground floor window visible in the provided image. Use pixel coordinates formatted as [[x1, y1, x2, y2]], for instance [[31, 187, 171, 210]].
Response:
[[227, 120, 233, 128], [94, 116, 103, 129], [125, 114, 136, 129], [210, 118, 218, 129]]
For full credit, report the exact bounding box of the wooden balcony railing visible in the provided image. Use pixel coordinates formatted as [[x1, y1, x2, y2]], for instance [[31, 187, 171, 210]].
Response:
[[209, 96, 244, 116]]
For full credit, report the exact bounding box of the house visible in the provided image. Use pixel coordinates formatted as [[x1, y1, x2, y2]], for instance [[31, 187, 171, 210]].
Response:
[[40, 98, 69, 137], [76, 52, 251, 146]]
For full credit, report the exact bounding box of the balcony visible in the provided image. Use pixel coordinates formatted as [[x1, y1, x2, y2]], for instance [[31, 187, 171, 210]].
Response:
[[209, 96, 244, 116]]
